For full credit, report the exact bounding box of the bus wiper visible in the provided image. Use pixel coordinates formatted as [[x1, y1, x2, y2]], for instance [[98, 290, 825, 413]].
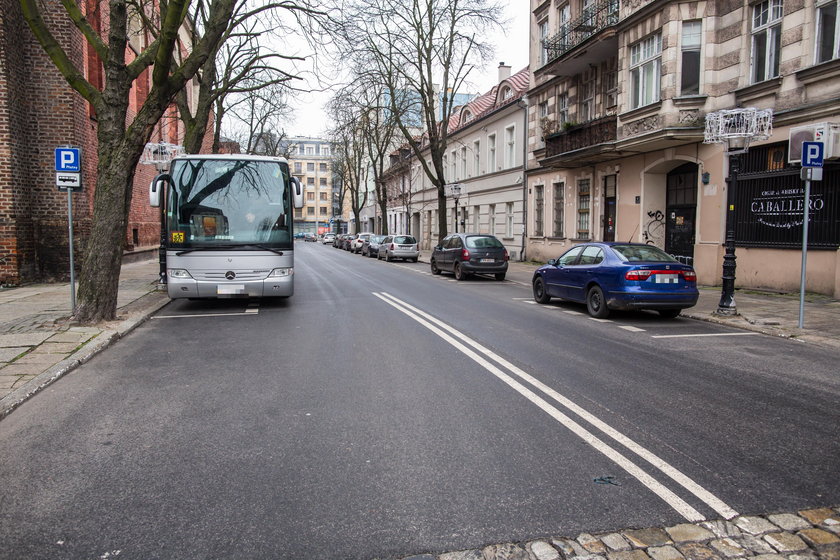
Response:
[[175, 244, 284, 256]]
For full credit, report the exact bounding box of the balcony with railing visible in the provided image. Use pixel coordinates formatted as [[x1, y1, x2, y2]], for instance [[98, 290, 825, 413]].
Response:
[[542, 115, 618, 166], [542, 0, 619, 70]]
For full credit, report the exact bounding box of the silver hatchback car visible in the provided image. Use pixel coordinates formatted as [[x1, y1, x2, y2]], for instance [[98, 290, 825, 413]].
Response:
[[379, 235, 420, 262]]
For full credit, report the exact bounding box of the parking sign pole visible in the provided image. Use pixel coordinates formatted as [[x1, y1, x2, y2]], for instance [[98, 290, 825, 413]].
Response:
[[798, 175, 810, 329], [66, 188, 76, 311]]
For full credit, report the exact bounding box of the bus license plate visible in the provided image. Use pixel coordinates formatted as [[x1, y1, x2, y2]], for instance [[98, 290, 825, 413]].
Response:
[[217, 284, 245, 294], [655, 274, 678, 284]]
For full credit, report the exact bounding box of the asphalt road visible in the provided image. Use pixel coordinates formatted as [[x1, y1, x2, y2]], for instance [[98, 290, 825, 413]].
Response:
[[1, 242, 839, 559]]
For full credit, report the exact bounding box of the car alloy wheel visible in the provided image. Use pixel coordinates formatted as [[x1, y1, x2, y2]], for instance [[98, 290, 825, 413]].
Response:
[[586, 285, 610, 318], [533, 277, 551, 304], [430, 259, 441, 275], [454, 262, 465, 281]]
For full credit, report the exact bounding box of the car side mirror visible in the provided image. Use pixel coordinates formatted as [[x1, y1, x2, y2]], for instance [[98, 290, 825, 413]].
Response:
[[434, 245, 442, 251], [548, 258, 557, 266]]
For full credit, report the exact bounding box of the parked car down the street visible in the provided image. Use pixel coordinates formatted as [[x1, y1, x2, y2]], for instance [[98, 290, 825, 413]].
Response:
[[379, 235, 420, 262], [351, 233, 374, 254], [362, 235, 386, 258], [303, 232, 317, 242], [531, 242, 699, 319], [322, 233, 336, 245], [430, 233, 508, 280]]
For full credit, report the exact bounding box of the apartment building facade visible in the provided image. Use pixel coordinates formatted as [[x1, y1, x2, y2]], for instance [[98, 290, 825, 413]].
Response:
[[287, 137, 338, 234], [383, 65, 531, 257], [527, 0, 840, 297]]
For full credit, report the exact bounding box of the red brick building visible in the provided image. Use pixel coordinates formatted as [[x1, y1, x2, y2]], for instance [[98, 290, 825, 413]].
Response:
[[0, 0, 210, 285]]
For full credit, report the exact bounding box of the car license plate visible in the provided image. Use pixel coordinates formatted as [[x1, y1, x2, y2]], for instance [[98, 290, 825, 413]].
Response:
[[655, 274, 678, 284], [480, 258, 495, 263], [399, 245, 412, 249], [217, 284, 245, 294]]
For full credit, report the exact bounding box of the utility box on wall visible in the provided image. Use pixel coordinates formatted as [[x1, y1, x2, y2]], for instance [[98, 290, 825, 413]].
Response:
[[788, 122, 840, 163]]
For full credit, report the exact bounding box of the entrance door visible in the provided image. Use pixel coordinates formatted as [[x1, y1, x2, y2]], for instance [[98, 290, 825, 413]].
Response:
[[603, 174, 617, 242], [665, 163, 698, 264]]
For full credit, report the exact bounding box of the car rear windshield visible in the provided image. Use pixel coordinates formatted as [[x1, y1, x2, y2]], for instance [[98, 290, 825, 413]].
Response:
[[611, 245, 677, 263], [465, 236, 503, 249], [394, 236, 416, 244]]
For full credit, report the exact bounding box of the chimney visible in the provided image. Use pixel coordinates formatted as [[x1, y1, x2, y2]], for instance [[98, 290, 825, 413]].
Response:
[[498, 62, 511, 83]]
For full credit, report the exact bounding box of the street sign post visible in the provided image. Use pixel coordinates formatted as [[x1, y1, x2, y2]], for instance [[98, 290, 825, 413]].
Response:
[[798, 141, 824, 329], [55, 146, 82, 312]]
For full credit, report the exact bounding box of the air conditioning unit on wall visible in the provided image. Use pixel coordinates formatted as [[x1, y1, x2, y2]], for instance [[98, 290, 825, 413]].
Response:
[[788, 122, 840, 163]]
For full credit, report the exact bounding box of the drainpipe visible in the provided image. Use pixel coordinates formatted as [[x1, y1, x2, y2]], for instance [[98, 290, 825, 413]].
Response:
[[517, 94, 529, 262]]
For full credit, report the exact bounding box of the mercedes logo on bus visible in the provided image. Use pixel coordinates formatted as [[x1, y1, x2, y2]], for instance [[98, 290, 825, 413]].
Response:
[[225, 271, 236, 280]]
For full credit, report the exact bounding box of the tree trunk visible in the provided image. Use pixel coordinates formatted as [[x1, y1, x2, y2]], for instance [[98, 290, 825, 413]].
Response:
[[437, 186, 447, 245]]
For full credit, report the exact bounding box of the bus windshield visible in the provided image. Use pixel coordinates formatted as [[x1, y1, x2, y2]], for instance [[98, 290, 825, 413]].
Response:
[[166, 158, 292, 249]]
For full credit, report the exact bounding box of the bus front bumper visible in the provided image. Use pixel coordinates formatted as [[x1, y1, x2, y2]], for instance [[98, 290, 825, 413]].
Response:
[[167, 274, 294, 299]]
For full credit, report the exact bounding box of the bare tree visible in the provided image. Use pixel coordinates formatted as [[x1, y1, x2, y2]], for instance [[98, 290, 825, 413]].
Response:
[[328, 93, 369, 233], [21, 0, 242, 323], [224, 81, 292, 155], [340, 0, 504, 244]]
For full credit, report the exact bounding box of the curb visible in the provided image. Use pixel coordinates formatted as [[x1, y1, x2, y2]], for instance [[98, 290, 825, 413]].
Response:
[[0, 291, 170, 421]]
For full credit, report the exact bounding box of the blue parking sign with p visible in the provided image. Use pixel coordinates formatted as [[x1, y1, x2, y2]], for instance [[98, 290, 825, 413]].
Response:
[[802, 141, 824, 168], [55, 147, 81, 172]]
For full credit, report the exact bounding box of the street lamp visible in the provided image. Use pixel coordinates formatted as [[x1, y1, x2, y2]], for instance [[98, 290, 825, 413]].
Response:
[[445, 183, 464, 233], [703, 108, 773, 315]]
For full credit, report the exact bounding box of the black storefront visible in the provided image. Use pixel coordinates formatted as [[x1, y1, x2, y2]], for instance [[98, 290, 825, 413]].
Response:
[[733, 142, 840, 250]]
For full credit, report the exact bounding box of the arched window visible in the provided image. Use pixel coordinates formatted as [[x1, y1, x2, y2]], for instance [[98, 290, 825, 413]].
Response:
[[500, 86, 513, 100], [463, 110, 474, 123]]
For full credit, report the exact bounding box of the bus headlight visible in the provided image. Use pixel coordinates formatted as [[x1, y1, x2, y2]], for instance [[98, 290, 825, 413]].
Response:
[[269, 267, 293, 277], [169, 269, 193, 279]]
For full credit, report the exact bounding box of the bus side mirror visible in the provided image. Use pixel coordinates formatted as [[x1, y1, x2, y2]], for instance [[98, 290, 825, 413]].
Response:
[[291, 176, 304, 209], [150, 174, 169, 207]]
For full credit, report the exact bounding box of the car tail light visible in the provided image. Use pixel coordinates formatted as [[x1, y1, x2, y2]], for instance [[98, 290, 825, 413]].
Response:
[[390, 243, 395, 250], [461, 249, 471, 261], [681, 270, 697, 282], [625, 269, 653, 281], [503, 249, 510, 261]]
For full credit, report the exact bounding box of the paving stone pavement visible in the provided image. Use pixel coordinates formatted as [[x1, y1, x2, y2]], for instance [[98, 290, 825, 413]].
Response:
[[386, 507, 840, 560]]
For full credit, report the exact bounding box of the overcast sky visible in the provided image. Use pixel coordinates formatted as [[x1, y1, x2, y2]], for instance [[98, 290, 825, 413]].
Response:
[[284, 1, 530, 140]]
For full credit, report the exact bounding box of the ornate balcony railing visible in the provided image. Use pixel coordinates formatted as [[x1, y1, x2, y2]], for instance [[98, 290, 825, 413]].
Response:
[[544, 115, 617, 158], [543, 0, 619, 63]]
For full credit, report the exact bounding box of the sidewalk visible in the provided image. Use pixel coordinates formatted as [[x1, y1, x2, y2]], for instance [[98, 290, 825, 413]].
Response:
[[1, 255, 839, 418]]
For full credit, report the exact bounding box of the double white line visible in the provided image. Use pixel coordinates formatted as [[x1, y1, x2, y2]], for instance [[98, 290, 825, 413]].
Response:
[[373, 291, 739, 522]]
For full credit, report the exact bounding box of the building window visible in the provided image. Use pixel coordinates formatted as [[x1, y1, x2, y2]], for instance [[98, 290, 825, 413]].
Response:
[[500, 86, 513, 100], [461, 147, 468, 178], [463, 110, 474, 123], [473, 140, 481, 175], [751, 0, 783, 83], [322, 146, 330, 156], [306, 146, 314, 155], [577, 179, 590, 238], [489, 204, 496, 235], [816, 0, 840, 63], [681, 21, 702, 95], [473, 205, 480, 231], [488, 133, 496, 171], [539, 19, 550, 65], [580, 68, 596, 122], [557, 93, 569, 128], [535, 185, 544, 237], [295, 162, 302, 173], [307, 177, 315, 185], [504, 125, 516, 168], [307, 162, 315, 172], [295, 209, 303, 218], [320, 163, 327, 172], [320, 206, 328, 215], [320, 177, 327, 186], [553, 181, 565, 237], [630, 33, 662, 109], [320, 192, 328, 201], [451, 150, 457, 180], [306, 192, 314, 201], [307, 207, 315, 216], [506, 202, 514, 238], [604, 58, 618, 110]]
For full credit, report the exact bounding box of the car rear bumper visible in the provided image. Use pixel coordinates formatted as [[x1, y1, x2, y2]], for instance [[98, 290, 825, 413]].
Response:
[[461, 261, 509, 274], [607, 290, 699, 310]]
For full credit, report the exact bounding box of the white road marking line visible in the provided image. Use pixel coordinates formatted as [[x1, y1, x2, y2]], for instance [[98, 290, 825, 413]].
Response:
[[589, 318, 612, 323], [153, 312, 258, 319], [374, 292, 739, 521], [620, 326, 647, 332], [651, 333, 758, 339], [525, 301, 538, 305], [512, 298, 533, 300], [563, 310, 584, 315]]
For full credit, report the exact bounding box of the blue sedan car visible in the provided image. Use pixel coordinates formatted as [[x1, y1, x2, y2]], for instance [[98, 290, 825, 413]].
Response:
[[532, 243, 699, 318]]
